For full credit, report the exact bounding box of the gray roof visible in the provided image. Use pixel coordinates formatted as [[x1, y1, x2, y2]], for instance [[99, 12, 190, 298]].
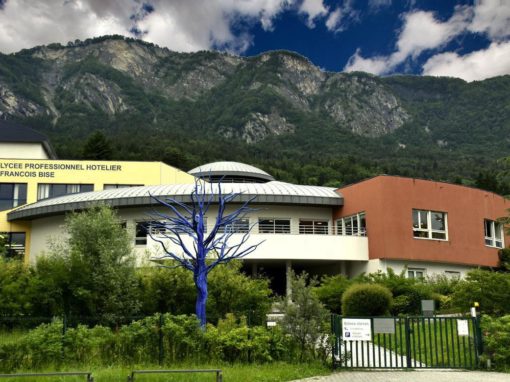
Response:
[[188, 161, 275, 182], [0, 119, 57, 159], [8, 181, 343, 221]]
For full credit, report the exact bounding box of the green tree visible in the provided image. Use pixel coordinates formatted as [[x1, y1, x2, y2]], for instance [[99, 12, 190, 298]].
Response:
[[0, 258, 32, 315], [452, 269, 510, 315], [0, 234, 6, 257], [281, 272, 330, 362], [32, 206, 140, 322], [313, 274, 351, 314], [82, 131, 113, 160]]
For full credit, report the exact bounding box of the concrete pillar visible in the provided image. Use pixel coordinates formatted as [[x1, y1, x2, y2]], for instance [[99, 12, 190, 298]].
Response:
[[285, 260, 292, 298], [340, 261, 347, 276], [251, 262, 258, 277]]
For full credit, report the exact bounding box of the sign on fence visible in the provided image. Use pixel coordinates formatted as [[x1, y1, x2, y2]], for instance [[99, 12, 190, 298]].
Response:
[[342, 318, 372, 341], [457, 319, 469, 336], [373, 318, 396, 334]]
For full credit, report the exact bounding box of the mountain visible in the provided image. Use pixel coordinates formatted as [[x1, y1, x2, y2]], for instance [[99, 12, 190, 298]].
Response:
[[1, 35, 509, 190]]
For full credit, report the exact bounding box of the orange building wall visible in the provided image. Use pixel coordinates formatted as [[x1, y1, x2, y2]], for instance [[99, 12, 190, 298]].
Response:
[[334, 176, 510, 267]]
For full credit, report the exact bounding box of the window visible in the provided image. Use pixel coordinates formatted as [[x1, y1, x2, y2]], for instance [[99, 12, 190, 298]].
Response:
[[135, 221, 150, 245], [258, 219, 290, 234], [412, 209, 447, 240], [103, 184, 143, 190], [445, 270, 461, 279], [336, 212, 366, 236], [37, 183, 93, 200], [218, 218, 249, 233], [408, 268, 425, 279], [0, 183, 27, 211], [299, 220, 329, 234], [484, 219, 504, 248], [1, 232, 26, 259]]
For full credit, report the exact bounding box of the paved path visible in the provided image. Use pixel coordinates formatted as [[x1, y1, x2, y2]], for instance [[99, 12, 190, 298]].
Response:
[[291, 370, 510, 382]]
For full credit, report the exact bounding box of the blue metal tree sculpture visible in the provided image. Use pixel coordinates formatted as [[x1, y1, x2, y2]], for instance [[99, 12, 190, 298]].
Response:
[[148, 178, 262, 328]]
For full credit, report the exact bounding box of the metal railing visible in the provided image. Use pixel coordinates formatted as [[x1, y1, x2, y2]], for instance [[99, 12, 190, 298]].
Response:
[[127, 369, 222, 382], [0, 372, 93, 382]]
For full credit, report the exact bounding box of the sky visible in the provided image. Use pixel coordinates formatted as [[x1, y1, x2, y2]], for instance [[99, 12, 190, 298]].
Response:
[[0, 0, 508, 81]]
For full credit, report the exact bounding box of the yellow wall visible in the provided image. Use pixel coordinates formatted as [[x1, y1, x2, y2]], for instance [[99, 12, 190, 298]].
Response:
[[0, 158, 195, 260]]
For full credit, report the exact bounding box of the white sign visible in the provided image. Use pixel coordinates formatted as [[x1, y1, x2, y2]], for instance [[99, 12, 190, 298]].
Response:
[[457, 320, 469, 336], [342, 319, 372, 341]]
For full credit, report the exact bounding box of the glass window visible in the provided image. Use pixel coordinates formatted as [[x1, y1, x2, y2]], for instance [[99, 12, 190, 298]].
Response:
[[299, 220, 329, 234], [445, 271, 461, 279], [104, 184, 143, 190], [218, 218, 249, 233], [1, 232, 26, 259], [336, 212, 367, 236], [0, 183, 27, 211], [484, 219, 504, 248], [408, 268, 425, 279], [258, 218, 290, 234], [37, 184, 94, 200], [412, 210, 447, 240], [135, 222, 149, 245]]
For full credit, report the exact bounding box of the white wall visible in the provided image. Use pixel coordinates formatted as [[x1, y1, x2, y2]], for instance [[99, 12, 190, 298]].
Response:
[[0, 143, 49, 159], [350, 258, 475, 279]]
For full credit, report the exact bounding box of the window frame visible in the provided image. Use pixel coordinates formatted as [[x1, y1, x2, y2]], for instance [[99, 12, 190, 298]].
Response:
[[336, 212, 367, 236], [0, 183, 27, 211], [412, 209, 448, 241], [484, 219, 504, 248], [37, 183, 94, 200], [407, 267, 426, 279], [258, 218, 291, 234], [298, 219, 329, 235]]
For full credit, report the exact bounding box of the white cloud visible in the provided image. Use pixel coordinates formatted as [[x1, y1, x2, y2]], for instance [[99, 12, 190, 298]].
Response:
[[344, 1, 510, 80], [344, 7, 472, 75], [0, 0, 295, 54], [469, 0, 510, 40], [298, 0, 328, 28], [326, 0, 359, 33], [368, 0, 392, 12], [422, 41, 510, 81]]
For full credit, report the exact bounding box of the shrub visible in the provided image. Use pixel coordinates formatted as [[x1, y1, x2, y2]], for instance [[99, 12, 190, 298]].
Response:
[[360, 268, 434, 315], [452, 269, 510, 315], [481, 315, 510, 369], [0, 258, 32, 316], [313, 274, 352, 314], [281, 272, 330, 362], [342, 283, 393, 316]]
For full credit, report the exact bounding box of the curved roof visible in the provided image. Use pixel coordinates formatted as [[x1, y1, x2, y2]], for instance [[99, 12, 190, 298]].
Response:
[[188, 161, 275, 182], [8, 181, 343, 221]]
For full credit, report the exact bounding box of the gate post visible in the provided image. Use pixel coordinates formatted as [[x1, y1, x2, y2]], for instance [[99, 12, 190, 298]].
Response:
[[405, 317, 412, 369]]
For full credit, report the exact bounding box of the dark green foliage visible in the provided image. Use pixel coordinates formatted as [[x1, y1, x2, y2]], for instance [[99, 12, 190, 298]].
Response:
[[499, 248, 510, 271], [480, 315, 510, 370], [138, 261, 272, 325], [359, 268, 434, 315], [207, 261, 272, 325], [341, 283, 393, 317], [313, 274, 352, 314], [31, 206, 140, 322], [0, 258, 32, 315], [281, 273, 331, 362], [452, 269, 510, 315], [0, 313, 292, 372], [82, 130, 113, 159]]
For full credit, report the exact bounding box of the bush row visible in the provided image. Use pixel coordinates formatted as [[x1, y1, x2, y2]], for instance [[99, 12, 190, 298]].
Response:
[[0, 314, 295, 373]]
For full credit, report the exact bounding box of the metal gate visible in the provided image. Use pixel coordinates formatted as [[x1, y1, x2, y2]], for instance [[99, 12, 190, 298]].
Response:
[[332, 315, 483, 369]]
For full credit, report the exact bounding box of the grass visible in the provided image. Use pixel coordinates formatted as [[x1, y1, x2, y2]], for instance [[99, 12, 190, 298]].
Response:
[[0, 363, 330, 382]]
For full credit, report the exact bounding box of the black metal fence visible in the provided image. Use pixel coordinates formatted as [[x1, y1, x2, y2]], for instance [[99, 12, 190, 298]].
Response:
[[332, 315, 483, 369]]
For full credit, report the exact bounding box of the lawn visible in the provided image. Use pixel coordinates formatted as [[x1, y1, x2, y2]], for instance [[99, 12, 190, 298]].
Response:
[[0, 363, 330, 382]]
